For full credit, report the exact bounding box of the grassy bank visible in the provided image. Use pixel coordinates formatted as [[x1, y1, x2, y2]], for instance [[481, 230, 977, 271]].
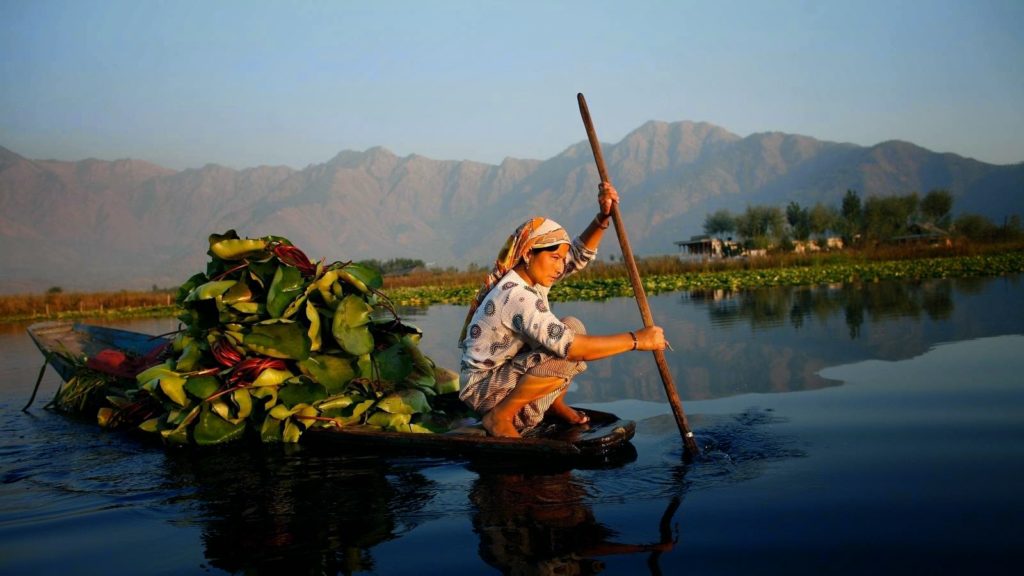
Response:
[[4, 242, 1023, 324], [389, 248, 1024, 306]]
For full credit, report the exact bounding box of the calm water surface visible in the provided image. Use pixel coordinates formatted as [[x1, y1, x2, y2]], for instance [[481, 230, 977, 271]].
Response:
[[1, 276, 1022, 575]]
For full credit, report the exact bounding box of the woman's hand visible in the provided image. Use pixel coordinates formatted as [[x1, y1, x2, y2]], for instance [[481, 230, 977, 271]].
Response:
[[635, 325, 667, 351], [598, 182, 619, 216]]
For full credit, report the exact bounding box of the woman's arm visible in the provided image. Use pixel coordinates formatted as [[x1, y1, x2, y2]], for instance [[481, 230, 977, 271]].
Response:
[[578, 182, 619, 253], [565, 325, 666, 361]]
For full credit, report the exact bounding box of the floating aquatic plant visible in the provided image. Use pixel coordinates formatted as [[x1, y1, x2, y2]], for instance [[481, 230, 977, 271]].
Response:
[[61, 230, 461, 446]]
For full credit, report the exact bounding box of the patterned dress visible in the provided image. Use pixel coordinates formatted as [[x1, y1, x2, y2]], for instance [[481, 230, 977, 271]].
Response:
[[459, 238, 596, 430]]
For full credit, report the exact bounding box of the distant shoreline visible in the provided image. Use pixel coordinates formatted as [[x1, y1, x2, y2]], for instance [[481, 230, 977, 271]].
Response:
[[4, 244, 1022, 325]]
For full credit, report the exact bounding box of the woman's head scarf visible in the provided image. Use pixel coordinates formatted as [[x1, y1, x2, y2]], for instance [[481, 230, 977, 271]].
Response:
[[458, 217, 570, 344]]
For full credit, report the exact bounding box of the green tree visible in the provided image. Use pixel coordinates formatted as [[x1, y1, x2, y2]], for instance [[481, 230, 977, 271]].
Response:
[[863, 193, 918, 241], [808, 202, 838, 238], [357, 258, 426, 275], [840, 189, 863, 244], [953, 213, 998, 241], [920, 189, 954, 228], [786, 201, 811, 241], [703, 209, 736, 239], [1005, 215, 1022, 240], [736, 205, 786, 249]]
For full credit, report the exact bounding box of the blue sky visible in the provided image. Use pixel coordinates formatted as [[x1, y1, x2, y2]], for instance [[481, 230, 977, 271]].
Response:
[[2, 0, 1022, 170]]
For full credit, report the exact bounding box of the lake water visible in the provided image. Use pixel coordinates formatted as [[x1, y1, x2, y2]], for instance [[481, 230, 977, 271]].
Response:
[[1, 276, 1022, 575]]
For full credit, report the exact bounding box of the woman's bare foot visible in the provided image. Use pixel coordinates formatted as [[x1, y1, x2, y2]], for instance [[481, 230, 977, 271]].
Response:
[[482, 410, 520, 438], [548, 397, 590, 426]]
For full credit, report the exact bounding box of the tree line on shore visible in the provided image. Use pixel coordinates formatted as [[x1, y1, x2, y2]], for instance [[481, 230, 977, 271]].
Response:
[[702, 189, 1022, 250]]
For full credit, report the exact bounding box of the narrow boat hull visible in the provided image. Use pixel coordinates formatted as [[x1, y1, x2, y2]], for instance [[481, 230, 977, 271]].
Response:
[[27, 321, 637, 461]]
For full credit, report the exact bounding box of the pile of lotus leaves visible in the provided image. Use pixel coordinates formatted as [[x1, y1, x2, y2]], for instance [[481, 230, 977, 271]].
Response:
[[64, 231, 463, 446]]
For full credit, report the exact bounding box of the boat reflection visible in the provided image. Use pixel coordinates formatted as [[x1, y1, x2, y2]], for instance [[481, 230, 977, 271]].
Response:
[[157, 439, 681, 575], [468, 461, 681, 575], [160, 447, 437, 574]]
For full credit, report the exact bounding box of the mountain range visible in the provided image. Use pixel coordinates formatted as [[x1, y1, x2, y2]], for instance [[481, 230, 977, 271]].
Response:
[[2, 121, 1022, 294]]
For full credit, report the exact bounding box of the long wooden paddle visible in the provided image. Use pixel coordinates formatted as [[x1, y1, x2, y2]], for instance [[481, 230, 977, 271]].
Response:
[[577, 92, 699, 457]]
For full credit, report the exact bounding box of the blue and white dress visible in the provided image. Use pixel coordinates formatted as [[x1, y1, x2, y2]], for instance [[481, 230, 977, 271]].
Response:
[[458, 238, 596, 430]]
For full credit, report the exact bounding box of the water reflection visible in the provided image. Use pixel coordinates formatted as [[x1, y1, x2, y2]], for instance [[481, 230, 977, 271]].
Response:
[[571, 276, 1022, 404], [469, 465, 679, 575], [689, 278, 957, 337], [159, 448, 437, 574]]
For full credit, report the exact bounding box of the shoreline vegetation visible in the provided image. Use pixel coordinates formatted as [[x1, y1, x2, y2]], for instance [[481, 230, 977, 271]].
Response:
[[3, 242, 1022, 325]]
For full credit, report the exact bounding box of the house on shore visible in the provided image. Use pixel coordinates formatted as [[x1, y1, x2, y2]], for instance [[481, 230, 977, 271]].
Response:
[[891, 223, 951, 247], [674, 235, 740, 260]]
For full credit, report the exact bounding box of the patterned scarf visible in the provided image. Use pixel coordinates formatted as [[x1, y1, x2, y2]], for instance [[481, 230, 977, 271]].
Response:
[[458, 217, 570, 344]]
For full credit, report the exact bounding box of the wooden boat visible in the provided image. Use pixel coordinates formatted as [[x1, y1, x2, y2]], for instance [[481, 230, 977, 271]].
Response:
[[26, 321, 637, 462]]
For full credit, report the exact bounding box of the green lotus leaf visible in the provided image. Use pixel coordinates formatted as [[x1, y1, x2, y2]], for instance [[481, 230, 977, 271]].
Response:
[[335, 398, 375, 426], [186, 280, 237, 302], [408, 422, 434, 434], [175, 273, 209, 306], [366, 410, 412, 431], [298, 354, 355, 394], [208, 234, 268, 261], [222, 280, 254, 304], [278, 379, 328, 408], [336, 263, 383, 293], [375, 389, 430, 415], [184, 375, 221, 400], [172, 332, 193, 353], [356, 354, 373, 379], [138, 366, 187, 407], [210, 398, 235, 422], [104, 395, 130, 409], [96, 407, 114, 427], [159, 375, 189, 407], [232, 389, 253, 419], [267, 265, 306, 318], [230, 301, 260, 314], [314, 270, 339, 307], [251, 367, 295, 388], [195, 404, 246, 445], [376, 341, 413, 384], [138, 417, 161, 433], [244, 321, 311, 360], [174, 340, 202, 372], [136, 361, 175, 385], [247, 259, 278, 289], [401, 335, 439, 392], [260, 417, 283, 442], [265, 403, 318, 443], [332, 295, 374, 355], [251, 385, 278, 410], [268, 404, 293, 420], [283, 418, 304, 443], [433, 366, 460, 395], [160, 405, 199, 446], [210, 390, 253, 424], [305, 300, 322, 352], [280, 292, 308, 320], [316, 394, 355, 416]]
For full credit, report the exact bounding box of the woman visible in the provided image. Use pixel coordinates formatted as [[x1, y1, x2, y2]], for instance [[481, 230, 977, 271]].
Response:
[[458, 182, 668, 437]]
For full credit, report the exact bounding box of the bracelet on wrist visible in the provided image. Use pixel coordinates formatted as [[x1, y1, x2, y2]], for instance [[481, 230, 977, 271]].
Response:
[[594, 213, 611, 230], [629, 331, 638, 351]]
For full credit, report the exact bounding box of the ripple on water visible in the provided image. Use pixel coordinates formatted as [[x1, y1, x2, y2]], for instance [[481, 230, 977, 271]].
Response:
[[576, 407, 806, 504]]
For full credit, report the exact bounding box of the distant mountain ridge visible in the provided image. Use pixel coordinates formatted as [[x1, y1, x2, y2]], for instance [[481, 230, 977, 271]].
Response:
[[1, 122, 1021, 294]]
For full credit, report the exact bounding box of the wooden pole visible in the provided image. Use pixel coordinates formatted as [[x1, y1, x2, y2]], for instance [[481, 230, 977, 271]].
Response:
[[577, 92, 699, 457]]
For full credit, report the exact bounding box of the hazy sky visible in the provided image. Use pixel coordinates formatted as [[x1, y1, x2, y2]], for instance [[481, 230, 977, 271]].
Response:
[[2, 0, 1022, 170]]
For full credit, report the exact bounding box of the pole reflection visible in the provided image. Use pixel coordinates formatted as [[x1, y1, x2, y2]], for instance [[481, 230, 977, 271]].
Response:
[[468, 460, 682, 575]]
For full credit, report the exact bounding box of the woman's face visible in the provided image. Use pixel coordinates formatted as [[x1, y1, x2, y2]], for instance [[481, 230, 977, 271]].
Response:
[[525, 244, 570, 287]]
